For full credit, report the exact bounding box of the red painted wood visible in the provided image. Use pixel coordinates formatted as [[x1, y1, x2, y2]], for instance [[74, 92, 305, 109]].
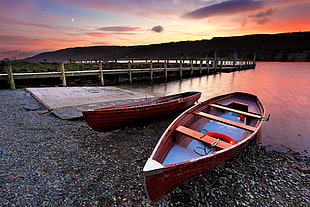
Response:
[[82, 91, 201, 132]]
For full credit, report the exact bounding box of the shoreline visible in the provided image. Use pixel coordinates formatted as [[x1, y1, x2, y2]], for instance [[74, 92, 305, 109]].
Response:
[[0, 89, 309, 206]]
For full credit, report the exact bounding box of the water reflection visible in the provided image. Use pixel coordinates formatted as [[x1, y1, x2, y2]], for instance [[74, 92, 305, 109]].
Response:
[[123, 62, 310, 152]]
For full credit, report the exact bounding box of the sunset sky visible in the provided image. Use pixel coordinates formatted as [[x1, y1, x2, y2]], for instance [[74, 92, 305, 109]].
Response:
[[1, 0, 309, 59]]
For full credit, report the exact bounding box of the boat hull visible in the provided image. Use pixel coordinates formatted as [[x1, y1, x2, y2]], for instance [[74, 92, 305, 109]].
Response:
[[144, 92, 265, 201], [145, 134, 252, 201], [83, 91, 201, 132]]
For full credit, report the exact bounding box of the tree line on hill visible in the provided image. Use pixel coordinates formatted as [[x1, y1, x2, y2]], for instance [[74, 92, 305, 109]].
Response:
[[12, 31, 310, 63]]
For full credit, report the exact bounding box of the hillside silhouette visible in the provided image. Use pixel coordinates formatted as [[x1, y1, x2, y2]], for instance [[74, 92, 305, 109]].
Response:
[[24, 31, 310, 62]]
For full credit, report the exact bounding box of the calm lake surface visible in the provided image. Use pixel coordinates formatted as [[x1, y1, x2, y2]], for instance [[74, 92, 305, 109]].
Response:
[[124, 62, 310, 153]]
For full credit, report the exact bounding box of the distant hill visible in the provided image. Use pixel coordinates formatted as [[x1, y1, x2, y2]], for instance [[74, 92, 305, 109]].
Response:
[[24, 31, 310, 62]]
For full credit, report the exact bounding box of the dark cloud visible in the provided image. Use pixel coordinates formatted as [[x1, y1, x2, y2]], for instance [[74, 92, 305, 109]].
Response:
[[151, 25, 164, 33], [182, 0, 264, 19], [249, 8, 277, 24], [249, 8, 277, 18]]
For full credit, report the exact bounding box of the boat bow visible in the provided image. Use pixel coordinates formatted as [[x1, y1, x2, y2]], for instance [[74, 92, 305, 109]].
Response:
[[143, 158, 165, 175]]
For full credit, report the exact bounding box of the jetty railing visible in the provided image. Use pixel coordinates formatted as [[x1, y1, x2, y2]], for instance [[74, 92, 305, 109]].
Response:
[[0, 59, 256, 90]]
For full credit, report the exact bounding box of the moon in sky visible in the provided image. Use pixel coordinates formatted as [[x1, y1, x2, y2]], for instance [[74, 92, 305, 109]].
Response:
[[71, 18, 75, 22]]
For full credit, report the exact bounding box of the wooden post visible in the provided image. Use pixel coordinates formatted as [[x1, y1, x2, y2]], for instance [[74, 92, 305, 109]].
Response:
[[219, 59, 223, 72], [164, 60, 168, 81], [214, 52, 217, 73], [99, 62, 104, 86], [207, 59, 209, 74], [60, 62, 67, 87], [213, 60, 217, 73], [128, 61, 132, 84], [234, 52, 237, 66], [6, 62, 16, 90], [253, 53, 256, 65], [199, 59, 202, 76], [179, 61, 183, 79], [190, 60, 193, 77], [150, 61, 153, 82]]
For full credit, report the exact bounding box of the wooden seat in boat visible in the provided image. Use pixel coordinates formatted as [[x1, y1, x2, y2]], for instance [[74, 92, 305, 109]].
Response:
[[193, 111, 257, 132], [208, 103, 262, 119], [175, 125, 233, 149]]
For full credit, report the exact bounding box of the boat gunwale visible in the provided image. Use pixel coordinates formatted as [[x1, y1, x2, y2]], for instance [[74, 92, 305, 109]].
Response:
[[84, 91, 201, 113]]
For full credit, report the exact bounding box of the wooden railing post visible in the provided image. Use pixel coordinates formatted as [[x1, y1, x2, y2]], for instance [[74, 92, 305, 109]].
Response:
[[60, 62, 67, 87], [199, 59, 202, 76], [150, 61, 153, 82], [179, 61, 183, 79], [190, 60, 193, 77], [6, 62, 16, 90], [99, 62, 104, 86], [164, 60, 168, 81], [213, 60, 217, 73], [128, 61, 132, 84], [219, 59, 223, 72]]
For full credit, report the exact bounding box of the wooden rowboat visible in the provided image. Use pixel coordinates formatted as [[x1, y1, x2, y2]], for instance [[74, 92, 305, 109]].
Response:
[[83, 91, 201, 132], [143, 92, 266, 201]]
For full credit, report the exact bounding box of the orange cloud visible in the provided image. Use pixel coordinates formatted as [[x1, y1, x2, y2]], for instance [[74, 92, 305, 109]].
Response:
[[86, 32, 109, 38]]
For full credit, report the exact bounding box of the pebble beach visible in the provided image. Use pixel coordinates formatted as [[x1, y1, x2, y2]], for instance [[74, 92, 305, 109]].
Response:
[[0, 89, 309, 206]]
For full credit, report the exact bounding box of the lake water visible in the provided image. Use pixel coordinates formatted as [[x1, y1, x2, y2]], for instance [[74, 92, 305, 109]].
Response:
[[124, 62, 310, 153]]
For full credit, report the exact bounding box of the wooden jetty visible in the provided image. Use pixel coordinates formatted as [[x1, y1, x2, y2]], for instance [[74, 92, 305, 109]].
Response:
[[0, 59, 256, 89]]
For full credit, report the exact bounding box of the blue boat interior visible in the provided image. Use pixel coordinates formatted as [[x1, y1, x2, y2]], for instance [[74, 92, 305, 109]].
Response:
[[163, 112, 246, 165]]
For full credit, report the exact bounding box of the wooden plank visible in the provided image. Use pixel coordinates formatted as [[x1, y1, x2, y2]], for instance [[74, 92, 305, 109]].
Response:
[[194, 111, 257, 132], [175, 126, 232, 149], [208, 103, 262, 119]]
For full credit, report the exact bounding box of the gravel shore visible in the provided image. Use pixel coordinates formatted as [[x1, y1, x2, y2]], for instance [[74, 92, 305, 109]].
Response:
[[1, 89, 309, 206]]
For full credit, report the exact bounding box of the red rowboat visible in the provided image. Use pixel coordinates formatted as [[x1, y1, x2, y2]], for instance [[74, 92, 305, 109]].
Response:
[[143, 92, 267, 201], [83, 91, 201, 132]]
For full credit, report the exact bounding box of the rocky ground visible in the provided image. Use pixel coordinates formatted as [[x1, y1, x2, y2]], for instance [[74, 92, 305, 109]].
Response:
[[0, 89, 309, 206]]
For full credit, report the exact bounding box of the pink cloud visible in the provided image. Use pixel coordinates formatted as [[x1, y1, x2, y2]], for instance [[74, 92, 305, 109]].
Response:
[[0, 47, 49, 59], [0, 35, 41, 46], [0, 15, 76, 32], [86, 26, 143, 37], [97, 26, 141, 32], [86, 32, 109, 38]]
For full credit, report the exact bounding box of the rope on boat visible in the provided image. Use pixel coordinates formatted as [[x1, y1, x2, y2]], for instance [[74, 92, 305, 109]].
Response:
[[193, 138, 219, 156]]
